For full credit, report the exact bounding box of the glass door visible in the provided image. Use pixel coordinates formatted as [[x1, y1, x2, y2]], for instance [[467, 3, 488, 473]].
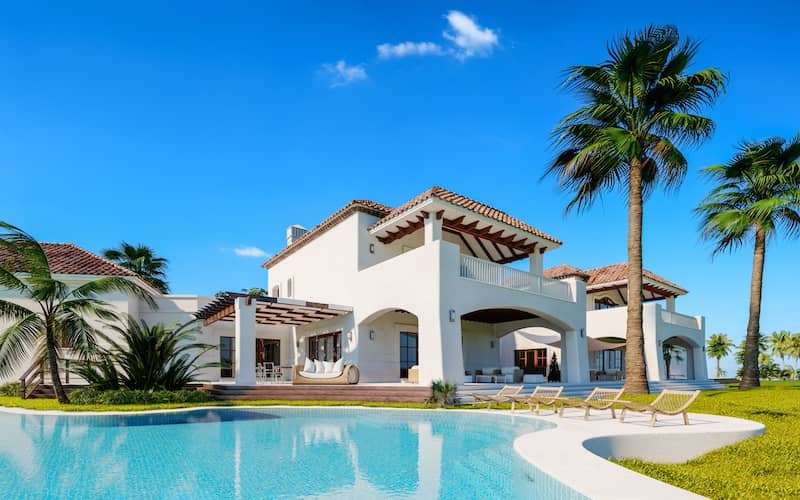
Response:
[[400, 332, 418, 378]]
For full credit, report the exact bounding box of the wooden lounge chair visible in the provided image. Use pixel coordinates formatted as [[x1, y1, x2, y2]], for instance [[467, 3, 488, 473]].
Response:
[[469, 385, 523, 409], [557, 387, 625, 420], [508, 386, 564, 414], [618, 389, 701, 426]]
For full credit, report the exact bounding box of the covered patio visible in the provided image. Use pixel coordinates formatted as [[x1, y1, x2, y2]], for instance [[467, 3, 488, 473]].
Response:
[[195, 293, 352, 385]]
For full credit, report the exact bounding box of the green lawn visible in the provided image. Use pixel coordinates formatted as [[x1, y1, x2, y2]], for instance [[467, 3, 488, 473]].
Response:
[[2, 383, 798, 499], [616, 382, 800, 500]]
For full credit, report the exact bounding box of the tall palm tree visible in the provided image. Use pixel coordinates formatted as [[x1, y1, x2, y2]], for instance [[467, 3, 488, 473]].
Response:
[[706, 333, 735, 378], [766, 330, 792, 370], [546, 25, 726, 393], [0, 223, 156, 403], [103, 242, 169, 293], [696, 136, 800, 389], [787, 332, 800, 380]]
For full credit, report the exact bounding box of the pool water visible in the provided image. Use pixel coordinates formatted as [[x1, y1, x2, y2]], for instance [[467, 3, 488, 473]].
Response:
[[0, 408, 584, 499]]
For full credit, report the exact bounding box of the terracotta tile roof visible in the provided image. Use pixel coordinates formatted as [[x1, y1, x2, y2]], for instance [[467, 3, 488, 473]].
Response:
[[0, 243, 137, 277], [369, 186, 562, 245], [543, 264, 590, 281], [262, 199, 392, 269], [545, 263, 687, 294]]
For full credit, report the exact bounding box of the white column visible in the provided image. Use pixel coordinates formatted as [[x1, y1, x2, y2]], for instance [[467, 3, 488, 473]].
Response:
[[529, 251, 543, 275], [665, 296, 676, 312], [234, 297, 257, 386], [424, 213, 443, 244], [561, 329, 590, 384]]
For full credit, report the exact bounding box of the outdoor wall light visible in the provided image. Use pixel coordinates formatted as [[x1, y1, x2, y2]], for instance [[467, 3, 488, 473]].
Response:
[[449, 309, 456, 322], [347, 331, 353, 342], [580, 328, 585, 338], [489, 340, 495, 349], [369, 330, 376, 340], [369, 243, 375, 254]]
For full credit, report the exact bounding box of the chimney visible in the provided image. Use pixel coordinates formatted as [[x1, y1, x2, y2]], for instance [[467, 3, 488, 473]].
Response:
[[286, 225, 308, 246]]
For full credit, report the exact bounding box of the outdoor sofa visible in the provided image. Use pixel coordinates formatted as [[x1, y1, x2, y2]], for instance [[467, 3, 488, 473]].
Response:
[[292, 358, 360, 385]]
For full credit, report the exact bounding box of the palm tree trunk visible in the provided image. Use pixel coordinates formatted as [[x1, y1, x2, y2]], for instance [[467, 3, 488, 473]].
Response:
[[741, 226, 766, 389], [623, 159, 649, 394], [45, 325, 69, 403], [716, 357, 721, 378]]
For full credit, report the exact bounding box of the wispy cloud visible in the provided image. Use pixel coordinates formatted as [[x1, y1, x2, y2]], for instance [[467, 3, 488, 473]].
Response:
[[443, 11, 499, 60], [233, 246, 268, 258], [321, 60, 368, 87], [376, 11, 499, 63], [377, 41, 445, 60]]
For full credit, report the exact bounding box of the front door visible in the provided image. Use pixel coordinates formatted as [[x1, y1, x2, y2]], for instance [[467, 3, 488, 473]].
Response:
[[515, 348, 547, 375], [400, 332, 418, 378]]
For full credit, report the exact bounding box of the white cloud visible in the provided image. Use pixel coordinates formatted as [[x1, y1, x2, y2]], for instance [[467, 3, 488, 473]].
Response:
[[321, 60, 368, 87], [376, 41, 445, 59], [443, 10, 499, 60], [233, 246, 268, 258]]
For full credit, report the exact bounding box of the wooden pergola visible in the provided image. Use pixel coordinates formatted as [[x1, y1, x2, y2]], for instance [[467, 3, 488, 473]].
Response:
[[195, 293, 352, 327]]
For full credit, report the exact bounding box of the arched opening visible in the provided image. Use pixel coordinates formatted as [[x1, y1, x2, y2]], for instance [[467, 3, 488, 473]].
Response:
[[461, 307, 568, 384], [662, 336, 698, 380], [357, 308, 419, 383], [588, 336, 626, 381]]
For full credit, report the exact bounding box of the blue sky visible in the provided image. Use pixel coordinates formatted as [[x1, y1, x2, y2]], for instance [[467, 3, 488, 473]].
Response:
[[2, 1, 798, 375]]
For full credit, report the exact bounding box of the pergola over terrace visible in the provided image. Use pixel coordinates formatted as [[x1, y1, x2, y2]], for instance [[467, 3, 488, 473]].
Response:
[[195, 293, 352, 385]]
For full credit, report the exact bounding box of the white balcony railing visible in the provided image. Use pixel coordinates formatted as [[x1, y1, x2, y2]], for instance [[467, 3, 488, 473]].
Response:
[[661, 310, 701, 330], [459, 254, 573, 302]]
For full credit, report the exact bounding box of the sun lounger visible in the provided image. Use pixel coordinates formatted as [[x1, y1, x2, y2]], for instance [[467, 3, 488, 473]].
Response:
[[618, 389, 701, 426], [557, 387, 625, 420], [508, 386, 564, 414], [469, 385, 523, 409]]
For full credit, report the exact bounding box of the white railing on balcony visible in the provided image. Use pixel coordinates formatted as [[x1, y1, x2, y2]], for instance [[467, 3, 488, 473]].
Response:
[[459, 254, 573, 302], [661, 310, 701, 330]]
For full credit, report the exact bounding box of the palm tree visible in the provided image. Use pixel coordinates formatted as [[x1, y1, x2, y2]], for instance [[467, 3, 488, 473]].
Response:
[[706, 333, 735, 378], [766, 330, 792, 370], [786, 332, 800, 380], [0, 223, 156, 403], [696, 136, 800, 389], [546, 25, 726, 393], [103, 242, 169, 293]]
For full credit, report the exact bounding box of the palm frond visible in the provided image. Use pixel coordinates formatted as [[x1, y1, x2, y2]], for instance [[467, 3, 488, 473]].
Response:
[[0, 313, 44, 378]]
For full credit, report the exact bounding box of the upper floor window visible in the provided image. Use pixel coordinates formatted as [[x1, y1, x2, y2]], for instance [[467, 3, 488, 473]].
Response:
[[594, 297, 617, 310], [286, 278, 293, 298], [271, 285, 280, 297]]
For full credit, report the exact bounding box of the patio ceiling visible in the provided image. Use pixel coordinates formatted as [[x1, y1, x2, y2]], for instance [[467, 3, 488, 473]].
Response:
[[369, 200, 556, 265], [195, 293, 352, 327]]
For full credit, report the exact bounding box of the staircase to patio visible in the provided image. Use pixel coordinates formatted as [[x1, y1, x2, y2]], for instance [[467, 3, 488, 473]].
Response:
[[204, 383, 431, 403]]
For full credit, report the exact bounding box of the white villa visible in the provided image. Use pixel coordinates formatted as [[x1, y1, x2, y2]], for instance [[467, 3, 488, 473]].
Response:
[[0, 186, 707, 390]]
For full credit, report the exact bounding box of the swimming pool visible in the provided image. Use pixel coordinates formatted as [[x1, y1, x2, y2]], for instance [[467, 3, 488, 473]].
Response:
[[0, 407, 584, 499]]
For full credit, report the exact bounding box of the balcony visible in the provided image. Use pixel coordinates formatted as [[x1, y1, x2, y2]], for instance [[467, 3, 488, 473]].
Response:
[[458, 254, 573, 302], [660, 309, 702, 330]]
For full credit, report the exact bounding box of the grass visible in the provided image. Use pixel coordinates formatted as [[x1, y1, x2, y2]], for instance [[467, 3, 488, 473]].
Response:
[[3, 383, 798, 499], [615, 381, 800, 500]]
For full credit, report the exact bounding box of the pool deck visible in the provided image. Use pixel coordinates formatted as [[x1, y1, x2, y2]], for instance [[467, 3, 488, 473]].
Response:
[[0, 404, 764, 499], [510, 408, 765, 500]]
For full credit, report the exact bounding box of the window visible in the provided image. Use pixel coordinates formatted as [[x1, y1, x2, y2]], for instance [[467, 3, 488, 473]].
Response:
[[256, 339, 280, 366], [307, 332, 342, 362], [220, 336, 235, 378], [593, 349, 624, 372], [286, 278, 293, 298], [271, 285, 280, 297], [515, 349, 548, 375], [400, 332, 418, 378], [594, 297, 617, 310]]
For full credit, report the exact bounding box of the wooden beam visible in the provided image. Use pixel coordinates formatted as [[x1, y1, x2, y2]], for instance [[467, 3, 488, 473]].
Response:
[[203, 304, 236, 326], [617, 289, 628, 305], [472, 234, 496, 262], [445, 227, 478, 257]]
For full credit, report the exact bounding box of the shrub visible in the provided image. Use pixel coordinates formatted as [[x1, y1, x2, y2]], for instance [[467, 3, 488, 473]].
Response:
[[426, 379, 457, 408], [72, 319, 218, 391], [0, 382, 20, 397], [69, 388, 213, 405]]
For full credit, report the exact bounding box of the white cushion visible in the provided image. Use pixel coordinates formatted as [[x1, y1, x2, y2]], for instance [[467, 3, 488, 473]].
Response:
[[333, 358, 344, 375], [304, 358, 315, 373], [322, 361, 334, 374], [314, 359, 324, 373], [299, 370, 340, 379]]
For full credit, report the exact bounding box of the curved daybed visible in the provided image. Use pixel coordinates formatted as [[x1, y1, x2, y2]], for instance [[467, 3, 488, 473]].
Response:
[[292, 363, 360, 385]]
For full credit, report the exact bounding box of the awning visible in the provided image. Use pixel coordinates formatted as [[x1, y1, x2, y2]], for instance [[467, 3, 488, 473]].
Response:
[[195, 293, 352, 327]]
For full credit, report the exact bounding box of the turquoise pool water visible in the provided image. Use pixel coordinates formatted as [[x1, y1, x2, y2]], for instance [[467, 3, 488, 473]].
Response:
[[0, 408, 584, 499]]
